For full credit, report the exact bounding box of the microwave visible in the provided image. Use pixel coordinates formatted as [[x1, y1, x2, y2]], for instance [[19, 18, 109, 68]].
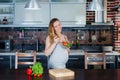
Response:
[[0, 40, 12, 52]]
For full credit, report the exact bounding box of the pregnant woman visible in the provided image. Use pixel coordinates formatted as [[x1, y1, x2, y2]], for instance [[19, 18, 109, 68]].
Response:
[[44, 18, 70, 69]]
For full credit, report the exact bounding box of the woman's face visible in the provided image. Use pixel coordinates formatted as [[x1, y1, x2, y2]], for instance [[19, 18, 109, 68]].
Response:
[[53, 20, 62, 34]]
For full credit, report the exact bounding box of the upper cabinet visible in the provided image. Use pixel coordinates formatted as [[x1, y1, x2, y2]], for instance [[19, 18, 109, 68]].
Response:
[[51, 0, 86, 3], [14, 3, 50, 25], [0, 0, 14, 25], [0, 0, 13, 3], [50, 0, 86, 25], [15, 0, 49, 3], [15, 0, 86, 3], [0, 0, 86, 27], [50, 3, 86, 25]]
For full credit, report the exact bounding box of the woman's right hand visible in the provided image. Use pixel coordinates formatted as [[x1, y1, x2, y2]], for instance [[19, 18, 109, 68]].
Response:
[[54, 36, 60, 44]]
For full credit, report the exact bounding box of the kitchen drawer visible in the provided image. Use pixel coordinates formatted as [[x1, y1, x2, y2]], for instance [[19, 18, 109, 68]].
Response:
[[0, 56, 10, 68], [0, 56, 10, 61], [66, 55, 84, 69]]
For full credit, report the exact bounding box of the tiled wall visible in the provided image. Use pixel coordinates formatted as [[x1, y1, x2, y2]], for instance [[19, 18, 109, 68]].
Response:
[[0, 28, 77, 51], [0, 26, 113, 52], [0, 30, 76, 44]]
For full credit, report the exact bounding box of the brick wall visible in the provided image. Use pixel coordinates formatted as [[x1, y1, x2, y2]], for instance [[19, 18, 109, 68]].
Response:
[[86, 0, 95, 24], [86, 0, 120, 24]]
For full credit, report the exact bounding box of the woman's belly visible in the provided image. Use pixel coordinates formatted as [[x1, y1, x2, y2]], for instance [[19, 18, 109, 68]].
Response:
[[48, 43, 69, 66]]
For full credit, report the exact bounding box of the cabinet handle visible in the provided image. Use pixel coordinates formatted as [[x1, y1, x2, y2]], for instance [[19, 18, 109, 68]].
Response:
[[0, 57, 4, 60], [69, 58, 79, 60]]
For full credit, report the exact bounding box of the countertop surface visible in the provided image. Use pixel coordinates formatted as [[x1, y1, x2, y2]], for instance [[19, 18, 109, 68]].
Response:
[[0, 50, 119, 56], [0, 68, 119, 80]]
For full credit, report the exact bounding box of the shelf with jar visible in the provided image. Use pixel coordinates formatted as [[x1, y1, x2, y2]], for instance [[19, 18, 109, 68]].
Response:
[[0, 3, 14, 25]]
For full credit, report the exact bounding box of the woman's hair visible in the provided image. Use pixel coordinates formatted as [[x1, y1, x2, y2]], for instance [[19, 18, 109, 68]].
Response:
[[48, 18, 60, 43]]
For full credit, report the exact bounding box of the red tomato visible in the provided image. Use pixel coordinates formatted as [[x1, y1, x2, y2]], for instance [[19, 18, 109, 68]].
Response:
[[26, 68, 32, 76], [62, 42, 68, 46], [37, 74, 42, 78], [27, 75, 32, 80], [34, 74, 37, 77]]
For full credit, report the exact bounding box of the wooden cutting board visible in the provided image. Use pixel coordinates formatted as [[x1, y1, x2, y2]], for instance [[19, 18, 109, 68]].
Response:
[[49, 68, 74, 78]]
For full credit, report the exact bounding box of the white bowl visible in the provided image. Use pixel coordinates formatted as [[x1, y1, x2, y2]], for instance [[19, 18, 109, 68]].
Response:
[[102, 46, 113, 52]]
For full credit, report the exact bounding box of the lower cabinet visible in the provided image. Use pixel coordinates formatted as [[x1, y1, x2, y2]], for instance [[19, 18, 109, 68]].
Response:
[[67, 55, 117, 69], [66, 55, 84, 69], [0, 55, 118, 69], [36, 55, 48, 69], [0, 56, 11, 68]]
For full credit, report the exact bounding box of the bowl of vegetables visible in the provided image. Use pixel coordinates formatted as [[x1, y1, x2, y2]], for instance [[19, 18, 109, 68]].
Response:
[[62, 41, 72, 48]]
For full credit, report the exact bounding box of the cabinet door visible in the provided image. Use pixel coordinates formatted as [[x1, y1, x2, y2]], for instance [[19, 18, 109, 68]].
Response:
[[0, 0, 13, 3], [15, 0, 49, 3], [50, 3, 86, 25], [0, 56, 10, 68], [15, 3, 50, 25], [51, 0, 86, 3], [0, 4, 14, 25]]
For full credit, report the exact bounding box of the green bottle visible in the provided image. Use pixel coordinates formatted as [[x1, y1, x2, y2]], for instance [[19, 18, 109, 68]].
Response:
[[76, 36, 79, 49]]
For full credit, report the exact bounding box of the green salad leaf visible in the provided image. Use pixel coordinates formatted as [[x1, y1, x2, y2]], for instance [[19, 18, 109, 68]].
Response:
[[30, 62, 43, 75], [66, 43, 72, 48]]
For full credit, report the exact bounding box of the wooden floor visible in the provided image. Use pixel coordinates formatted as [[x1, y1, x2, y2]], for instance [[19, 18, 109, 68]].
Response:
[[0, 68, 119, 80]]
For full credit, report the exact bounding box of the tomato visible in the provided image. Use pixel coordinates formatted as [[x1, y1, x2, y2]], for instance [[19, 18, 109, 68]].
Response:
[[62, 41, 68, 46], [34, 74, 37, 77], [26, 68, 32, 76], [37, 74, 42, 78], [27, 75, 32, 80]]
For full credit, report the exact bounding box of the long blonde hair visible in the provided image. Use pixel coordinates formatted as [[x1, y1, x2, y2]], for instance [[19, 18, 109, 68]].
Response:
[[48, 18, 60, 43]]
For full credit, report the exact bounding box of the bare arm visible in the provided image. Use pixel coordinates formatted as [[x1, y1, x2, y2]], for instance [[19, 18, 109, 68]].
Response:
[[44, 36, 59, 56]]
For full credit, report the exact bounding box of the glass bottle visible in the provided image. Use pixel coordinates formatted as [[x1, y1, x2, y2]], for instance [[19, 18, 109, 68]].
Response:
[[76, 35, 79, 49], [21, 27, 24, 38]]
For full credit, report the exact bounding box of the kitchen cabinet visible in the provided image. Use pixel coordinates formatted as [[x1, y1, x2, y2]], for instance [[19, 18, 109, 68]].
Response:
[[15, 0, 85, 3], [14, 3, 50, 25], [36, 55, 47, 68], [0, 56, 12, 68], [0, 3, 14, 25], [66, 55, 84, 69], [0, 0, 13, 3], [15, 0, 49, 3], [50, 3, 86, 25], [51, 0, 86, 2], [14, 0, 86, 26]]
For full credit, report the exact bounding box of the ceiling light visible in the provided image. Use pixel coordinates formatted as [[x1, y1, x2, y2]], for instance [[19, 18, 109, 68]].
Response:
[[87, 0, 103, 11], [25, 0, 41, 10]]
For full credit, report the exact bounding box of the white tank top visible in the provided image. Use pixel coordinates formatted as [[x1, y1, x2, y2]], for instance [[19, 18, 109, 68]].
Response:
[[48, 42, 68, 69]]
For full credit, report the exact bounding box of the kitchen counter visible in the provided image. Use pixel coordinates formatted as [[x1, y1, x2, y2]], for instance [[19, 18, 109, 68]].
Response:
[[0, 50, 119, 56], [0, 50, 120, 69]]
